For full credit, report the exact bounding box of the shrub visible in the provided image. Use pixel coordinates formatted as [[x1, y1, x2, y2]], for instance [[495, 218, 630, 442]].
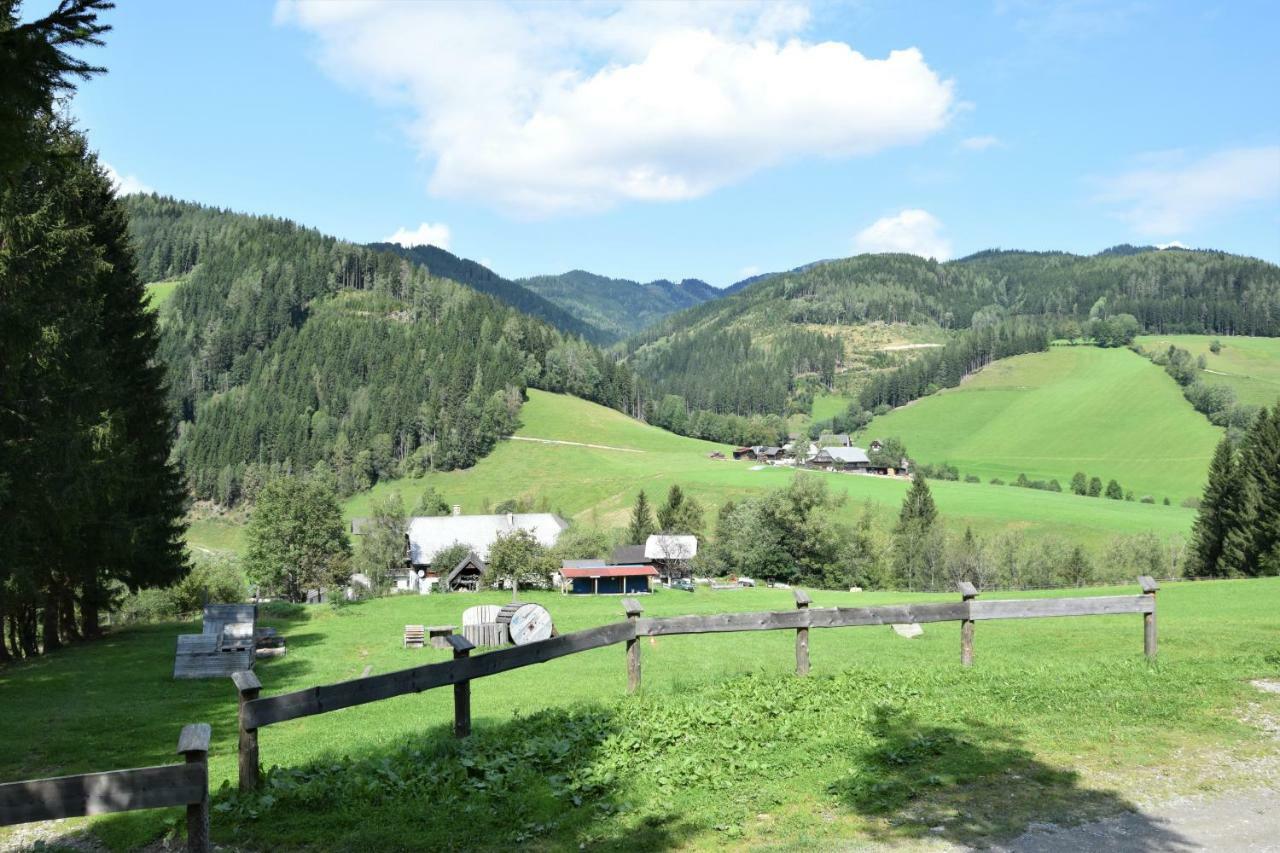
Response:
[[171, 554, 247, 614], [1180, 496, 1202, 509], [964, 474, 980, 483], [1163, 497, 1171, 506], [989, 477, 1005, 485], [1140, 495, 1155, 504], [1105, 479, 1123, 500]]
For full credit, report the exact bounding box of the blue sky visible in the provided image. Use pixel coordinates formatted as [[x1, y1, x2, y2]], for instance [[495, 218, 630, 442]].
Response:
[[70, 1, 1280, 285]]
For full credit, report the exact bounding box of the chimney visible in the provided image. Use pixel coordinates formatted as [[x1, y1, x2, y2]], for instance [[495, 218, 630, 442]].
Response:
[[451, 504, 461, 517]]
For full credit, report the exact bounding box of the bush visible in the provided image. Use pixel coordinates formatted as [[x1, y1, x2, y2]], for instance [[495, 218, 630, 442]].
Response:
[[964, 474, 980, 483], [114, 587, 179, 624], [1163, 497, 1171, 506], [989, 477, 1004, 485], [919, 462, 959, 481], [1105, 479, 1124, 500], [171, 554, 247, 614], [1180, 496, 1202, 509], [1140, 495, 1155, 504]]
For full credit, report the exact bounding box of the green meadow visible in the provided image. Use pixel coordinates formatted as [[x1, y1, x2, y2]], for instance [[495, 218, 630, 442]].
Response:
[[345, 389, 1196, 552], [143, 276, 185, 310], [1137, 333, 1280, 408], [1, 580, 1276, 850], [855, 346, 1223, 503]]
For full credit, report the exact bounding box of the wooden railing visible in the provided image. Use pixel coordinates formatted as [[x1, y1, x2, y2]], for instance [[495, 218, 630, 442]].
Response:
[[232, 577, 1159, 791], [0, 724, 212, 852]]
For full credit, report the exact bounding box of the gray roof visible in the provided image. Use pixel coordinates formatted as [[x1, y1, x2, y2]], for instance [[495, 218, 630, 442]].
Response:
[[816, 446, 870, 464], [406, 513, 568, 564], [611, 544, 647, 564], [562, 559, 607, 568], [645, 534, 698, 559], [818, 433, 852, 447]]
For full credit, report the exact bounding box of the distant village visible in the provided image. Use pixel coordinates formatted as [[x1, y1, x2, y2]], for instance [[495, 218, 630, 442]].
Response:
[[726, 434, 911, 477], [349, 435, 906, 601]]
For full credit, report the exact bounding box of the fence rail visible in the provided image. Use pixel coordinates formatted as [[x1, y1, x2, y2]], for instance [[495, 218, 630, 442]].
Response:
[[0, 724, 211, 853], [232, 577, 1159, 791]]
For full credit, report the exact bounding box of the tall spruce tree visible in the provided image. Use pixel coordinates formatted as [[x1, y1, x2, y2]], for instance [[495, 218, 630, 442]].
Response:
[[893, 472, 943, 590], [1188, 436, 1244, 577], [626, 490, 657, 544], [1239, 403, 1280, 574]]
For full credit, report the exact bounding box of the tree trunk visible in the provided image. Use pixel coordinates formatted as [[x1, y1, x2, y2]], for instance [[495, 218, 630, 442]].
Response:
[[81, 599, 100, 638], [41, 594, 62, 652], [60, 588, 81, 642], [20, 607, 39, 657], [0, 615, 12, 663]]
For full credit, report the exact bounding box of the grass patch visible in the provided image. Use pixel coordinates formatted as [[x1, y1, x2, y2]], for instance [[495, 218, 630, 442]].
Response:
[[857, 347, 1223, 502], [342, 389, 1196, 555], [2, 580, 1277, 849], [143, 277, 185, 310], [1136, 334, 1280, 408]]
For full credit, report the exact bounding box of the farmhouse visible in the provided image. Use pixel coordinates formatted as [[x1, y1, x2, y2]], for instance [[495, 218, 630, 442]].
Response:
[[811, 446, 871, 471], [560, 560, 658, 595], [646, 533, 699, 581], [396, 511, 568, 593]]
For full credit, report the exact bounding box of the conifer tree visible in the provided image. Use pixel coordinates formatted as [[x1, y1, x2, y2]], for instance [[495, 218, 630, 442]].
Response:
[[626, 490, 656, 545], [1239, 403, 1280, 574], [893, 472, 942, 590], [1189, 436, 1244, 577]]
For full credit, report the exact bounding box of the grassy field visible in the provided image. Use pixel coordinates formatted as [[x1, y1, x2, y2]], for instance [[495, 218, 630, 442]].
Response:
[[811, 392, 854, 422], [143, 277, 185, 310], [1, 580, 1277, 850], [855, 347, 1223, 503], [343, 389, 1196, 553], [1136, 334, 1280, 408]]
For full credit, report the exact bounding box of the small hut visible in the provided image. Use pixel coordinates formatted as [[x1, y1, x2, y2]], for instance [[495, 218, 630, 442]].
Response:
[[561, 564, 658, 595], [444, 551, 487, 591]]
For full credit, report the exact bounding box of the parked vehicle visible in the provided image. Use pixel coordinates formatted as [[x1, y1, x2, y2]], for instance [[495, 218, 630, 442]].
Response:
[[672, 578, 695, 592]]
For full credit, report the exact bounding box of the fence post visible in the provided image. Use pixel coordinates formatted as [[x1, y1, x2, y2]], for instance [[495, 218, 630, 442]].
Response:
[[794, 589, 811, 676], [958, 582, 978, 667], [447, 635, 476, 737], [231, 671, 261, 792], [622, 597, 643, 693], [1138, 575, 1158, 659], [176, 723, 211, 853]]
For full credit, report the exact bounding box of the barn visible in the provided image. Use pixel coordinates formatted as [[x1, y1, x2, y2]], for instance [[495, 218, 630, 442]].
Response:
[[561, 563, 658, 595]]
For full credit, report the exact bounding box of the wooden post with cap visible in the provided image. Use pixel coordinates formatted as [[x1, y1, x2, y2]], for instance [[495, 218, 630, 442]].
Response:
[[958, 582, 978, 667], [1138, 575, 1158, 659], [447, 634, 476, 737], [794, 589, 811, 676], [231, 671, 261, 791], [622, 597, 643, 693], [176, 723, 211, 853]]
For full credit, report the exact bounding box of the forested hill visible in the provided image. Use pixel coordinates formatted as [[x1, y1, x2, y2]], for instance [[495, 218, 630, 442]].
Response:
[[366, 242, 605, 344], [124, 196, 637, 505], [517, 269, 721, 339], [624, 248, 1280, 428]]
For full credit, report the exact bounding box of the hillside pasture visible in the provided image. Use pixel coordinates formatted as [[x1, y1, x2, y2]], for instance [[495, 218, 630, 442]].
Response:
[[1136, 334, 1280, 408], [345, 389, 1196, 551], [855, 347, 1222, 503], [0, 580, 1276, 850], [142, 276, 185, 310]]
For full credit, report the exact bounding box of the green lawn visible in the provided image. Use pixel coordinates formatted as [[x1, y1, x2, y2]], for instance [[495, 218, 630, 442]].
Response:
[[811, 392, 854, 422], [856, 347, 1223, 503], [2, 580, 1277, 850], [143, 277, 185, 310], [1136, 334, 1280, 408], [344, 389, 1196, 554]]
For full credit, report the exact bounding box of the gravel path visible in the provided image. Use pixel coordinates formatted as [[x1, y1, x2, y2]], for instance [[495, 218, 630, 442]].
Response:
[[983, 786, 1280, 852]]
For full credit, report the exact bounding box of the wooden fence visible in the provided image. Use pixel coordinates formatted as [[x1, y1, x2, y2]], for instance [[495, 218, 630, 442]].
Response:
[[231, 577, 1159, 791], [0, 724, 212, 852]]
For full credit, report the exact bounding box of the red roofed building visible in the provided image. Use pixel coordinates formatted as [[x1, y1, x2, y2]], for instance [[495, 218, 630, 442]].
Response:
[[560, 563, 658, 595]]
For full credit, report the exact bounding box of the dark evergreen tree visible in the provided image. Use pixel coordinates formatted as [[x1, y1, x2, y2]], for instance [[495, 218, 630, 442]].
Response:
[[626, 490, 656, 545]]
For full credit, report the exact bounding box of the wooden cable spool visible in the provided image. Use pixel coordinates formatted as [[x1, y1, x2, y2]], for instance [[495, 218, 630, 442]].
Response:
[[495, 602, 554, 645]]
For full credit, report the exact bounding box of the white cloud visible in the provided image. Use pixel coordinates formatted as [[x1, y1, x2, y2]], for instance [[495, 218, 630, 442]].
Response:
[[278, 1, 956, 216], [384, 222, 452, 250], [1098, 146, 1280, 237], [1157, 241, 1187, 250], [959, 134, 1001, 151], [102, 162, 153, 196], [854, 209, 952, 260]]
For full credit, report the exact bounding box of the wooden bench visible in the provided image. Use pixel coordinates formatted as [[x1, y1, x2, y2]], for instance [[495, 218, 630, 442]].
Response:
[[427, 625, 455, 649], [403, 625, 426, 649]]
